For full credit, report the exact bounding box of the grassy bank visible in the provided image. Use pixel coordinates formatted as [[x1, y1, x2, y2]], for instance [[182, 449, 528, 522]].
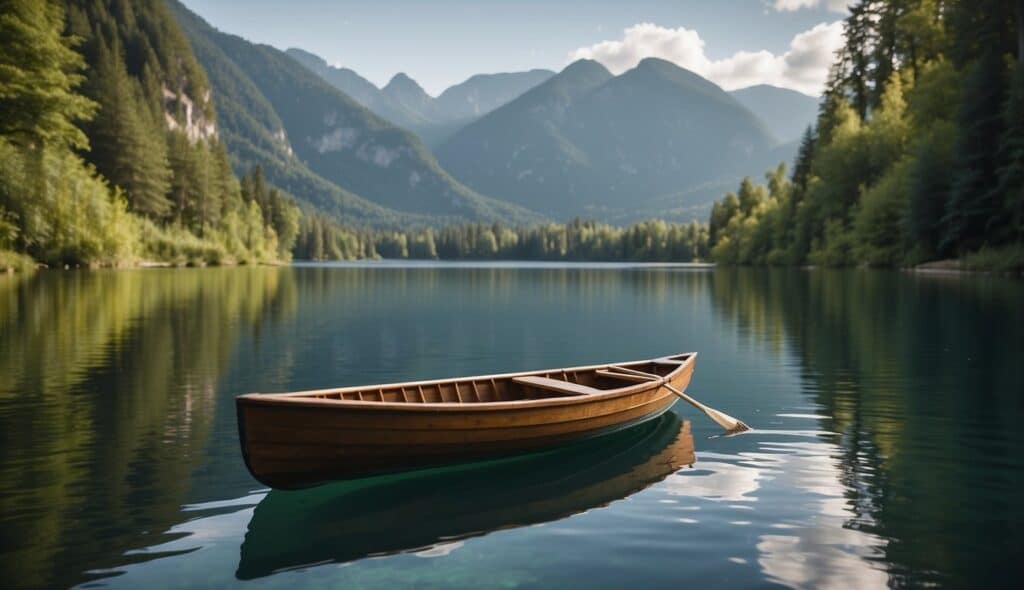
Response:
[[0, 249, 36, 273], [960, 245, 1024, 274], [911, 246, 1024, 276]]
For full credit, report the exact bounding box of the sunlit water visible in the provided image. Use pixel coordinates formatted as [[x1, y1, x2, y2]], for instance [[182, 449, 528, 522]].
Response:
[[1, 264, 1021, 589]]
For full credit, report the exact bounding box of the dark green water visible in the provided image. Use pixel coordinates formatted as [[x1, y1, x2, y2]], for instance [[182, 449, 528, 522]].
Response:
[[1, 263, 1022, 589]]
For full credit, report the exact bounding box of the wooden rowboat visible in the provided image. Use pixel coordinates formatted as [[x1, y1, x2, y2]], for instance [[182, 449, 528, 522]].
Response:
[[237, 352, 696, 489]]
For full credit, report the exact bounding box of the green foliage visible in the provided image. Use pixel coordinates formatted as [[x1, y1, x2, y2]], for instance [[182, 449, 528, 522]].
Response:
[[708, 0, 1023, 269], [0, 0, 96, 150], [138, 218, 225, 266], [995, 61, 1024, 243], [854, 160, 910, 266], [294, 218, 709, 262], [960, 243, 1024, 273], [239, 166, 300, 260], [83, 33, 172, 218], [0, 0, 302, 268], [943, 50, 1008, 253], [0, 248, 36, 272], [904, 60, 960, 259], [906, 120, 955, 259], [0, 138, 140, 266], [709, 164, 798, 266]]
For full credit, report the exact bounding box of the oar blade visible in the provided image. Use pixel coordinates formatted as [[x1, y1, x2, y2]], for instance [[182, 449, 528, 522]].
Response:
[[703, 407, 751, 433]]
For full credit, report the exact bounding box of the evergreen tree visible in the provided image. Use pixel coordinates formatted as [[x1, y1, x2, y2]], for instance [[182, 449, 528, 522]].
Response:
[[839, 2, 875, 119], [907, 123, 955, 257], [85, 36, 172, 218], [791, 126, 817, 195], [0, 0, 96, 150], [994, 61, 1024, 243], [869, 0, 900, 109], [943, 50, 1007, 252]]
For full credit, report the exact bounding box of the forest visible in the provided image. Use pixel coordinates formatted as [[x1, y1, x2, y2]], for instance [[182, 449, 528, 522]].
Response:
[[708, 0, 1024, 271], [293, 217, 709, 262], [0, 0, 298, 270]]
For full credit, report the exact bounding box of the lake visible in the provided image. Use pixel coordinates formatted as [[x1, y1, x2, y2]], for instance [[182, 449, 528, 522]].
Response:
[[1, 263, 1022, 589]]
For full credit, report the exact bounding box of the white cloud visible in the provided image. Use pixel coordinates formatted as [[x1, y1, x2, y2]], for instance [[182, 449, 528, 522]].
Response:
[[773, 0, 849, 13], [568, 21, 844, 96]]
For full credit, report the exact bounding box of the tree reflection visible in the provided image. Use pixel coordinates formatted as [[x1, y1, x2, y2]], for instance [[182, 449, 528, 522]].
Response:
[[708, 268, 1024, 586], [0, 268, 296, 589]]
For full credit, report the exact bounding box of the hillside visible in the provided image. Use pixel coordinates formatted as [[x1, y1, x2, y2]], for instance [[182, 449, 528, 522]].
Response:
[[170, 1, 544, 226], [285, 48, 427, 131], [437, 58, 786, 222], [433, 59, 613, 217], [435, 69, 555, 120], [730, 84, 820, 144], [1, 0, 300, 267]]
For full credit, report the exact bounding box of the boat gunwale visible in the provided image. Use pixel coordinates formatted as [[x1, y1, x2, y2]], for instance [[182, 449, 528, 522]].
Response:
[[236, 353, 695, 412]]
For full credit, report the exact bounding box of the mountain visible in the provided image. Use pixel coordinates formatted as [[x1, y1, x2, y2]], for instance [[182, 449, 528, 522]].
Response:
[[169, 1, 543, 226], [435, 69, 555, 120], [382, 73, 439, 120], [284, 48, 427, 130], [434, 59, 613, 216], [730, 84, 820, 144], [287, 48, 554, 146], [437, 58, 785, 221]]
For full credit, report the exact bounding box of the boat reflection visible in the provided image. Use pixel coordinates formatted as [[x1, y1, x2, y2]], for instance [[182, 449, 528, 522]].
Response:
[[236, 412, 695, 579]]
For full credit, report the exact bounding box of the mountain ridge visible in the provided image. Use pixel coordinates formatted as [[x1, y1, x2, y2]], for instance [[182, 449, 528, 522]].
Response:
[[170, 1, 545, 226], [287, 48, 556, 146], [437, 57, 789, 222]]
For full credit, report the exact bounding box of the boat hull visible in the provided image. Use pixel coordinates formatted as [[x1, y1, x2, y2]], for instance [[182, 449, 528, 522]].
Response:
[[237, 354, 694, 489]]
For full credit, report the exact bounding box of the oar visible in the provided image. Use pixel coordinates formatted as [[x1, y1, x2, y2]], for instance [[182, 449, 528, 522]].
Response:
[[660, 382, 750, 434], [606, 365, 751, 434]]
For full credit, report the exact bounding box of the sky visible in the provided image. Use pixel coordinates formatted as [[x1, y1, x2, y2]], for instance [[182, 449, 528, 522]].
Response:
[[180, 0, 849, 97]]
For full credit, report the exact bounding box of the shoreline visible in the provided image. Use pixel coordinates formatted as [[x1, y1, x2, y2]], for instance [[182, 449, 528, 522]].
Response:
[[5, 257, 1020, 277], [1, 257, 288, 274]]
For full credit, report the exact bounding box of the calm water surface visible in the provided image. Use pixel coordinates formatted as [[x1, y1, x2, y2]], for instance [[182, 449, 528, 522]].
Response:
[[1, 264, 1022, 589]]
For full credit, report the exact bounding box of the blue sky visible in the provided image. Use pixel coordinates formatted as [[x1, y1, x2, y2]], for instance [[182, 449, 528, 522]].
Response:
[[180, 0, 848, 96]]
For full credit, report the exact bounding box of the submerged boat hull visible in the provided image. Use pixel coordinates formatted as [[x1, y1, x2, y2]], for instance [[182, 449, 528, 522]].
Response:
[[237, 353, 695, 488]]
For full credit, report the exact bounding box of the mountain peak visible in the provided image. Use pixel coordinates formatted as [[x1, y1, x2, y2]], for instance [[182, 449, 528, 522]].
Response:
[[285, 47, 328, 69], [384, 72, 428, 96], [633, 57, 704, 81], [733, 83, 817, 99], [561, 59, 612, 79], [620, 57, 729, 100], [636, 56, 673, 68]]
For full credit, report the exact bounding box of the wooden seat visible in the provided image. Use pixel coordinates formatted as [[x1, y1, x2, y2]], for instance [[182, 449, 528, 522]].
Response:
[[512, 375, 602, 396], [595, 369, 656, 383]]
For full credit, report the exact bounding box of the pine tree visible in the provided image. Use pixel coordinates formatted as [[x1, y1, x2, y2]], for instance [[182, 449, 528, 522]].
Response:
[[86, 36, 172, 219], [943, 50, 1007, 252], [994, 61, 1024, 243], [791, 126, 817, 196], [869, 0, 900, 109], [840, 2, 875, 120], [907, 123, 955, 257], [0, 0, 96, 150]]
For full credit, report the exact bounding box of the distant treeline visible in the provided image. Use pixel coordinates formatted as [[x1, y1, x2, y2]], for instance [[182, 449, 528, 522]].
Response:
[[294, 217, 710, 262], [709, 0, 1024, 271]]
